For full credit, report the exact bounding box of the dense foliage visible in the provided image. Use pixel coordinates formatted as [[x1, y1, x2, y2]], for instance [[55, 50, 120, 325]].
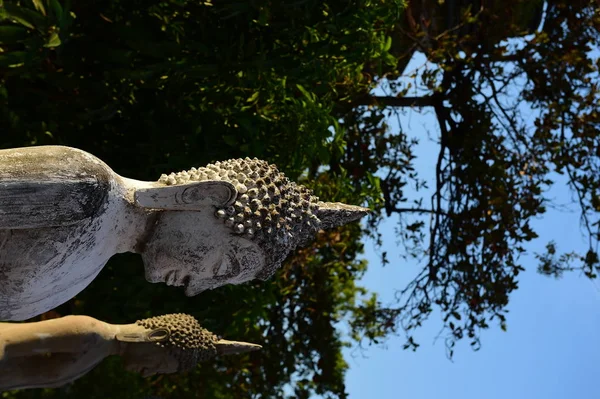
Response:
[[0, 1, 398, 398], [1, 0, 599, 397]]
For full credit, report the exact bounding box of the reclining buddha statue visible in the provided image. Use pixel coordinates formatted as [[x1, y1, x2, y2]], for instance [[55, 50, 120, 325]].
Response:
[[0, 146, 368, 320], [0, 313, 260, 391]]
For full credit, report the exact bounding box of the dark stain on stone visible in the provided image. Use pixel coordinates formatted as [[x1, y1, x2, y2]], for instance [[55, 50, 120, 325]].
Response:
[[0, 146, 111, 229]]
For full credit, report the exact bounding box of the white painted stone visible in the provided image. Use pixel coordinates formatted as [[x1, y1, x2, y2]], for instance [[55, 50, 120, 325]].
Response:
[[0, 146, 265, 320], [0, 146, 368, 321]]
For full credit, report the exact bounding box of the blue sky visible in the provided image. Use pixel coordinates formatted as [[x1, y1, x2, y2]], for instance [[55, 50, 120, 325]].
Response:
[[343, 54, 600, 399]]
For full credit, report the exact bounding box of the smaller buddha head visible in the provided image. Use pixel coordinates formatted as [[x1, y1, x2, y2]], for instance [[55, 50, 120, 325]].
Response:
[[116, 313, 261, 376]]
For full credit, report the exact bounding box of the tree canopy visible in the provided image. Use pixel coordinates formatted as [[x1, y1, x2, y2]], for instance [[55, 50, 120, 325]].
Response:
[[1, 0, 599, 397]]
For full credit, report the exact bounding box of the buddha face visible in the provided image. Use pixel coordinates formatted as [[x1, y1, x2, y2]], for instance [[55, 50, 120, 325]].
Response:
[[141, 210, 266, 296]]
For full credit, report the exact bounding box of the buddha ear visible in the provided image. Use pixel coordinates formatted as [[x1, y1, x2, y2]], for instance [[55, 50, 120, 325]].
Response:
[[135, 181, 237, 210], [116, 327, 170, 343]]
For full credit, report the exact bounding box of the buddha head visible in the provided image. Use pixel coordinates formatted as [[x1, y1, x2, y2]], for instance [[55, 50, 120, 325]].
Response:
[[136, 158, 368, 296], [117, 313, 261, 376]]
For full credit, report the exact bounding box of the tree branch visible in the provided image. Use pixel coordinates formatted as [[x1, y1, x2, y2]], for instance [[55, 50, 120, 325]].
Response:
[[389, 207, 448, 216], [356, 95, 438, 108]]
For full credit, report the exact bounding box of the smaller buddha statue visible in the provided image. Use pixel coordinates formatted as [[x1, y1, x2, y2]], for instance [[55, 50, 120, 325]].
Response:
[[0, 313, 260, 391]]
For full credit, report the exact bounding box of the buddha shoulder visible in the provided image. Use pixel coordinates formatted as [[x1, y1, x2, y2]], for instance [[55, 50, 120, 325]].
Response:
[[0, 146, 115, 229]]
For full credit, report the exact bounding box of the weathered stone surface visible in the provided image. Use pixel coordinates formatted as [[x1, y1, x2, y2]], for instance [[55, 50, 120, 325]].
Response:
[[0, 146, 111, 229], [0, 313, 260, 390], [0, 145, 368, 320]]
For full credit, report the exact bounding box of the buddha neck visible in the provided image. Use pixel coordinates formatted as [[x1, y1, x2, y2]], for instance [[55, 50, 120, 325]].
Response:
[[112, 176, 161, 254]]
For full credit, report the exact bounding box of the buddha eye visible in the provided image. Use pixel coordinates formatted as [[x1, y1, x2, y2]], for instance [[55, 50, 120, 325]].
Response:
[[213, 253, 242, 280]]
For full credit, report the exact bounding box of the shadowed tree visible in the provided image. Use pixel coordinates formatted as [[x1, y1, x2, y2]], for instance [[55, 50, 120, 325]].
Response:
[[342, 0, 600, 356]]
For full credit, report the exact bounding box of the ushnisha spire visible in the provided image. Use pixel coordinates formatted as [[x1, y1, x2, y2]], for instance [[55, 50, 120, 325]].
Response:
[[158, 158, 369, 279]]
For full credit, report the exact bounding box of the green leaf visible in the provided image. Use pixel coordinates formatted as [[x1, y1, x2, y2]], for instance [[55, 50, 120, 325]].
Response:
[[0, 25, 30, 44], [383, 35, 392, 52], [44, 30, 61, 47], [49, 0, 63, 22], [3, 3, 48, 31], [246, 91, 259, 103], [31, 0, 47, 16], [296, 84, 313, 101], [383, 52, 397, 66], [0, 50, 28, 67]]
